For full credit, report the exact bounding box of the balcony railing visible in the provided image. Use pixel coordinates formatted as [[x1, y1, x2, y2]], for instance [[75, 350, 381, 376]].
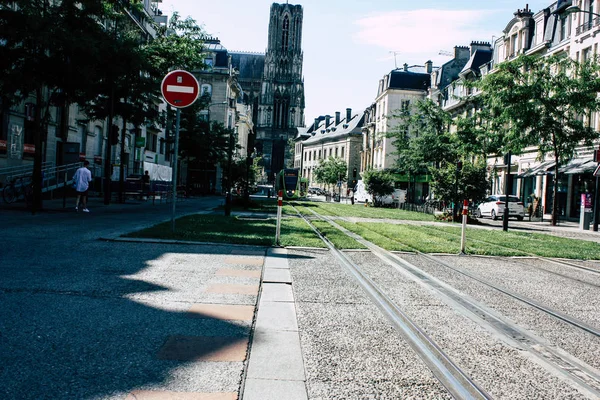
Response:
[[576, 17, 600, 35]]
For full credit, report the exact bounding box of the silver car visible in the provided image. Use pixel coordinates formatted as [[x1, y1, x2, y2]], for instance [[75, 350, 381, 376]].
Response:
[[475, 195, 525, 221]]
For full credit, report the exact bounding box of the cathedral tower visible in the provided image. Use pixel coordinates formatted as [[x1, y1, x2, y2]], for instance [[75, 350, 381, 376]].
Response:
[[257, 3, 305, 181]]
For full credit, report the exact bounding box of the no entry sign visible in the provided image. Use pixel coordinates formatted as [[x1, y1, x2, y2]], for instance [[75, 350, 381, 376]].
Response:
[[161, 70, 199, 108]]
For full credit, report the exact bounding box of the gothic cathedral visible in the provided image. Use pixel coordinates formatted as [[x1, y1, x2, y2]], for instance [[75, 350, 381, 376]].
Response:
[[257, 3, 305, 181]]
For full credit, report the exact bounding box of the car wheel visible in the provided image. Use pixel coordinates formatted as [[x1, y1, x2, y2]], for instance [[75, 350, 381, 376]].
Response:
[[491, 210, 497, 220], [475, 209, 482, 218]]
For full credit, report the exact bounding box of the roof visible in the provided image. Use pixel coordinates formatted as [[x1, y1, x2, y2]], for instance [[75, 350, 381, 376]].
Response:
[[517, 160, 556, 178], [460, 49, 493, 76], [230, 52, 266, 80], [388, 70, 430, 91], [301, 114, 365, 145]]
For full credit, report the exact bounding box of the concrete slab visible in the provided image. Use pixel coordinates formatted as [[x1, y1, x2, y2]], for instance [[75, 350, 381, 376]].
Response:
[[187, 304, 255, 321], [216, 269, 262, 278], [255, 302, 298, 332], [242, 378, 307, 400], [260, 283, 294, 303], [245, 329, 305, 381], [262, 268, 291, 283], [206, 284, 259, 296], [224, 257, 264, 267], [157, 335, 248, 362], [264, 248, 289, 269], [126, 391, 237, 400]]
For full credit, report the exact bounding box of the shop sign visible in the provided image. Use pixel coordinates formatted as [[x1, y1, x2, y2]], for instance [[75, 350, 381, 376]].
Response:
[[23, 144, 35, 154], [135, 137, 146, 147], [582, 193, 593, 213], [94, 155, 102, 164]]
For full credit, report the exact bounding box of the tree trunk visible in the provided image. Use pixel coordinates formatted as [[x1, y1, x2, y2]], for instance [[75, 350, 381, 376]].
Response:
[[552, 159, 559, 226], [31, 87, 45, 214], [118, 117, 127, 203]]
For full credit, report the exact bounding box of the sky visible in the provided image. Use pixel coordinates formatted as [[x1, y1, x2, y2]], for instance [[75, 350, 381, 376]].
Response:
[[158, 0, 553, 123]]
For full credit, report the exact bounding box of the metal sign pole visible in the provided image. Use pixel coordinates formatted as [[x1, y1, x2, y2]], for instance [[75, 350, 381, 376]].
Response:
[[171, 108, 180, 232], [276, 190, 283, 245], [460, 199, 468, 254]]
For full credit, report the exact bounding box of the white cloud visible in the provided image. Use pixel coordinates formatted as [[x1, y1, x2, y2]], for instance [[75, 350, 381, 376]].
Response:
[[354, 9, 498, 62]]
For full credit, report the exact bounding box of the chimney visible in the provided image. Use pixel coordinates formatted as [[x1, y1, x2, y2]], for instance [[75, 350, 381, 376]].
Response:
[[454, 45, 470, 61], [403, 63, 409, 72], [470, 41, 492, 56], [325, 115, 331, 127], [425, 60, 433, 74], [346, 108, 352, 122], [335, 111, 341, 125], [313, 118, 319, 131]]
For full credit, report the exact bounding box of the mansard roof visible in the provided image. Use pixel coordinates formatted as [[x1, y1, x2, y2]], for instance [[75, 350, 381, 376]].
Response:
[[230, 52, 266, 80], [459, 49, 493, 77], [302, 113, 365, 145], [387, 70, 430, 91]]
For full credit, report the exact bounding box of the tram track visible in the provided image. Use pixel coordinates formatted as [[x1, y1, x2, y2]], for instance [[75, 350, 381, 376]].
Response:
[[291, 206, 491, 399], [292, 205, 600, 398]]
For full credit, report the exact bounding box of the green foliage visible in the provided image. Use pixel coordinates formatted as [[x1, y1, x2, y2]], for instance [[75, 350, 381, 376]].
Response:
[[313, 157, 347, 187], [430, 160, 488, 206], [388, 99, 454, 174], [477, 54, 600, 224], [362, 169, 394, 206]]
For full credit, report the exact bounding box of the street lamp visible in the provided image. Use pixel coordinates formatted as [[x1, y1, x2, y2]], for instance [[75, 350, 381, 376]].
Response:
[[563, 5, 600, 18]]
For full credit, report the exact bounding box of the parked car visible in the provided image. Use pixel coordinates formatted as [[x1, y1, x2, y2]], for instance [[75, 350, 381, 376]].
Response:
[[475, 195, 525, 220]]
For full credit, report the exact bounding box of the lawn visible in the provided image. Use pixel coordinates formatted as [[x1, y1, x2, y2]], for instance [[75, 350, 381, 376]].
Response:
[[295, 201, 434, 221], [124, 214, 324, 248]]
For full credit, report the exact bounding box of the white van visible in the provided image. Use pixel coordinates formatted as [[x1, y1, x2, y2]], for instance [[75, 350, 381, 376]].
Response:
[[353, 181, 372, 203], [353, 181, 406, 206]]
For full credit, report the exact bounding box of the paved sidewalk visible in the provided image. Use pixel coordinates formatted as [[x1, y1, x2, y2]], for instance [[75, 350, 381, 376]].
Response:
[[0, 195, 310, 400]]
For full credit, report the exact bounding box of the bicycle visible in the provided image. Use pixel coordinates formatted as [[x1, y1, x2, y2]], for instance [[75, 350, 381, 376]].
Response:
[[2, 176, 33, 204]]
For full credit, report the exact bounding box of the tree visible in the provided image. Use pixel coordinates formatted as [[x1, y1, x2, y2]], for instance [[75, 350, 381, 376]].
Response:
[[477, 54, 600, 225], [0, 0, 117, 212], [313, 156, 347, 192], [429, 160, 488, 213], [362, 169, 394, 207]]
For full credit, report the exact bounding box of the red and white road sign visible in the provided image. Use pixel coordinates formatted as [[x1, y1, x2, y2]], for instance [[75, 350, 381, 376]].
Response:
[[161, 70, 199, 108]]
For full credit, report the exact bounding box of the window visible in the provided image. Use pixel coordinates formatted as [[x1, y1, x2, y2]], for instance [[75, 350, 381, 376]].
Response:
[[583, 47, 592, 62], [560, 16, 568, 41], [329, 148, 332, 157], [341, 147, 344, 158], [401, 100, 410, 114], [309, 151, 311, 161], [201, 84, 212, 98], [159, 138, 165, 155], [204, 58, 213, 71], [282, 15, 290, 51], [335, 147, 338, 158], [313, 151, 316, 161], [318, 149, 321, 159], [304, 152, 307, 161], [146, 132, 157, 152]]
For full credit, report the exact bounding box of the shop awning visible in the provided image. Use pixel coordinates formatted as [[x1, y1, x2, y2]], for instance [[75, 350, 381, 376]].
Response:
[[516, 160, 556, 178], [558, 158, 597, 175]]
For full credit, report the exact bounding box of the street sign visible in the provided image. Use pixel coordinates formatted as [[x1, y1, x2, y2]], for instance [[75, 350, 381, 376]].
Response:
[[161, 70, 199, 108], [594, 164, 600, 177]]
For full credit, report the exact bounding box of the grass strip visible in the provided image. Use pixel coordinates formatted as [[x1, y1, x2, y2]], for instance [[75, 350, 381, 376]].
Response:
[[355, 222, 460, 253], [427, 225, 600, 260], [124, 214, 325, 248], [337, 220, 413, 252], [298, 201, 434, 221], [279, 217, 326, 248], [312, 220, 366, 249]]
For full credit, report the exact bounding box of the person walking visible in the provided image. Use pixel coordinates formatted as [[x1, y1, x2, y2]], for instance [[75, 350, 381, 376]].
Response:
[[73, 160, 92, 212]]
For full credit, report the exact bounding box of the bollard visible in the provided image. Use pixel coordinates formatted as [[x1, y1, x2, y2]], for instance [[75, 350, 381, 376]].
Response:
[[460, 199, 468, 254], [275, 190, 283, 246]]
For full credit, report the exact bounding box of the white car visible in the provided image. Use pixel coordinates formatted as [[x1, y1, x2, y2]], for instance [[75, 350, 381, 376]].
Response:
[[475, 195, 525, 220]]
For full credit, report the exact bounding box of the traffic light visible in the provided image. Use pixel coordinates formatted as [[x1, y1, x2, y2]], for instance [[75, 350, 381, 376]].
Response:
[[110, 125, 119, 145]]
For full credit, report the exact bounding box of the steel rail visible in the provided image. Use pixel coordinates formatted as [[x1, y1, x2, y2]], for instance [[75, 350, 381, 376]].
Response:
[[304, 209, 600, 398], [291, 206, 491, 400]]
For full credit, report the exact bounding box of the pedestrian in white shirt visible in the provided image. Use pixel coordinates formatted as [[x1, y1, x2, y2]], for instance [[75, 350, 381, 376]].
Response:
[[73, 160, 92, 212]]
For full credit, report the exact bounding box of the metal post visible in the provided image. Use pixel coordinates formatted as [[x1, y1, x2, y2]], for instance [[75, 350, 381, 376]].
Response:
[[63, 172, 67, 208], [503, 152, 511, 232], [224, 128, 233, 216], [104, 87, 114, 205], [275, 190, 283, 245], [593, 175, 599, 231], [460, 199, 468, 254], [171, 108, 181, 232]]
